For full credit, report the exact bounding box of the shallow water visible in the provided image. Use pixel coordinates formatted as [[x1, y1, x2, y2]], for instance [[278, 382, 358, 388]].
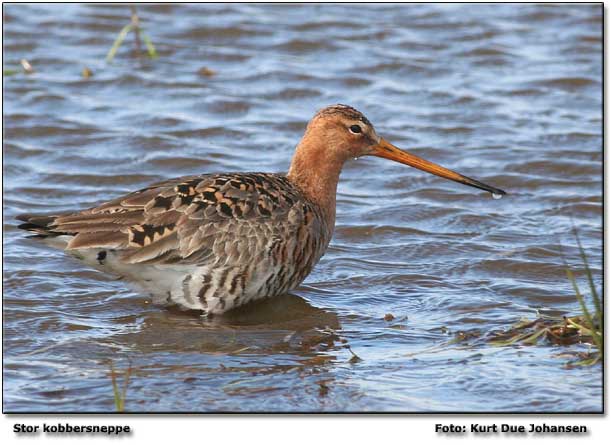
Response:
[[2, 3, 602, 412]]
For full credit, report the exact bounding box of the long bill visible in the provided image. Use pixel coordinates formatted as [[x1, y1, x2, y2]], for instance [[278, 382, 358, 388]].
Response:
[[371, 138, 506, 196]]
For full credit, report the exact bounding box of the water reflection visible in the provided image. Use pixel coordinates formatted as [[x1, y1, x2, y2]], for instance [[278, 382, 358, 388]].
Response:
[[3, 2, 602, 412], [108, 293, 342, 355], [101, 295, 350, 411]]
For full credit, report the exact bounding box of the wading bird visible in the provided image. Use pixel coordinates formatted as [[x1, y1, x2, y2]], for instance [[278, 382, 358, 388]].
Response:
[[18, 105, 505, 314]]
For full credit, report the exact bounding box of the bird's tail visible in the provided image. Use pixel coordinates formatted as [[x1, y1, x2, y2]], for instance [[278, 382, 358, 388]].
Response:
[[16, 213, 65, 237]]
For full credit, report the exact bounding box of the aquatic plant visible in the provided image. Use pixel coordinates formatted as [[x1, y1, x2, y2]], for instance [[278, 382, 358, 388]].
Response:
[[109, 360, 132, 412], [561, 226, 602, 365], [488, 227, 601, 366], [3, 68, 19, 76], [3, 59, 34, 76], [106, 6, 158, 62]]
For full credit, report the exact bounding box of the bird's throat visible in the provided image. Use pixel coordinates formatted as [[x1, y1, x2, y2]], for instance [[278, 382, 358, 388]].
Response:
[[287, 140, 344, 228]]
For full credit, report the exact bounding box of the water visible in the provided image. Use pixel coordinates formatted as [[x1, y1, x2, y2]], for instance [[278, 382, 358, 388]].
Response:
[[2, 3, 602, 412]]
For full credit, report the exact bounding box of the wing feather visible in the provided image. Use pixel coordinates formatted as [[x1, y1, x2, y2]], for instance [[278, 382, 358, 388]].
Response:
[[18, 173, 324, 267]]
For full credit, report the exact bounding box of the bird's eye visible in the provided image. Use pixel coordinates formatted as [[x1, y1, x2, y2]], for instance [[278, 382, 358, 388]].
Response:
[[349, 124, 362, 134]]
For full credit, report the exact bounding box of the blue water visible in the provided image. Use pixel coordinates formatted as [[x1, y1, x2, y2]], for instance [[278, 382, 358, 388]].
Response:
[[3, 3, 602, 412]]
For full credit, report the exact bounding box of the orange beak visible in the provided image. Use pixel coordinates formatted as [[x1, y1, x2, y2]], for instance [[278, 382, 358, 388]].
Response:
[[371, 138, 506, 196]]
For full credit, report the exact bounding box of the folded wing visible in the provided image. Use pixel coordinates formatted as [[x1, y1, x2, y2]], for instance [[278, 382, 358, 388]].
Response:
[[17, 173, 320, 266]]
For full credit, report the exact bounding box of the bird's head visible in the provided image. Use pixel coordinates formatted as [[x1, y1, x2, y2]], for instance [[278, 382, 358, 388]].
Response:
[[301, 104, 506, 197]]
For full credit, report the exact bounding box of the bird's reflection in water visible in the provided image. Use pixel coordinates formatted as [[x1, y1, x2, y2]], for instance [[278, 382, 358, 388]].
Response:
[[111, 293, 343, 357], [105, 294, 350, 404]]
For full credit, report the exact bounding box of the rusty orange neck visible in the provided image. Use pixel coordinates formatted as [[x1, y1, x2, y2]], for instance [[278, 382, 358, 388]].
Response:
[[287, 135, 345, 230]]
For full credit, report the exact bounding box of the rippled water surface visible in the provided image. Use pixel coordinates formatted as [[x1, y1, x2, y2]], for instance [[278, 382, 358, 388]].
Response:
[[3, 4, 602, 412]]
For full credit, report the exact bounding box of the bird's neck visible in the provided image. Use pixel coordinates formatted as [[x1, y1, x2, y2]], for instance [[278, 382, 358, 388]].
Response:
[[287, 137, 345, 229]]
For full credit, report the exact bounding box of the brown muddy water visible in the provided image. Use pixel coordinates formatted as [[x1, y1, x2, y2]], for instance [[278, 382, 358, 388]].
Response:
[[2, 4, 602, 412]]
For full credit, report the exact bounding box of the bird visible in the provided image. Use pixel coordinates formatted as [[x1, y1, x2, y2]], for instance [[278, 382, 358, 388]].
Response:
[[17, 104, 506, 315]]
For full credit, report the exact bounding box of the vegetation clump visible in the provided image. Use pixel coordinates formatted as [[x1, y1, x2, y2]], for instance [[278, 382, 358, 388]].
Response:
[[488, 227, 601, 366]]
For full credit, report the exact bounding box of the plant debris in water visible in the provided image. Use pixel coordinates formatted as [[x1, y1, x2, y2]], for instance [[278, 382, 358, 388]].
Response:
[[3, 68, 19, 76], [299, 327, 343, 352], [20, 58, 34, 74], [197, 67, 216, 77], [488, 315, 595, 346], [317, 379, 332, 397], [346, 346, 363, 364], [486, 314, 600, 366], [81, 67, 93, 78], [406, 226, 601, 368]]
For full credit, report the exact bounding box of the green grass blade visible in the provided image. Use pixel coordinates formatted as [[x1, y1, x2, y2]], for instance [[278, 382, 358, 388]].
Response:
[[566, 269, 594, 327], [570, 320, 602, 352], [106, 23, 133, 62], [521, 328, 548, 345], [109, 362, 123, 412], [572, 227, 602, 320], [565, 318, 594, 337], [141, 31, 158, 59], [120, 363, 132, 412], [572, 353, 601, 366], [489, 330, 536, 347]]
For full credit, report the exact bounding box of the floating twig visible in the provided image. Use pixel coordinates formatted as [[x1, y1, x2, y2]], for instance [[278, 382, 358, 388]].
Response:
[[346, 346, 363, 363], [20, 58, 33, 74]]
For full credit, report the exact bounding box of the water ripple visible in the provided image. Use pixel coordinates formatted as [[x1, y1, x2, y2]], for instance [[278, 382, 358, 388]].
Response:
[[2, 3, 602, 413]]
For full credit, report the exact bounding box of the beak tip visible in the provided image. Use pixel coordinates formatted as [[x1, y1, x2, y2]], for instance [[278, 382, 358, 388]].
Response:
[[490, 187, 507, 198]]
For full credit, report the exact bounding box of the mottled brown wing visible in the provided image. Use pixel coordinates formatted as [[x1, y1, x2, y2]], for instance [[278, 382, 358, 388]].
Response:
[[30, 173, 320, 266]]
